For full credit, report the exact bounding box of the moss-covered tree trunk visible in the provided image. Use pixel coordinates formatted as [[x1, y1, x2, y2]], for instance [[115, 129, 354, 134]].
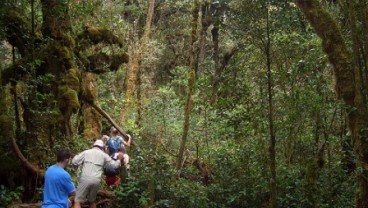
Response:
[[120, 0, 155, 125], [41, 0, 81, 140], [2, 0, 128, 201], [296, 1, 368, 207], [176, 0, 199, 172], [81, 72, 101, 140]]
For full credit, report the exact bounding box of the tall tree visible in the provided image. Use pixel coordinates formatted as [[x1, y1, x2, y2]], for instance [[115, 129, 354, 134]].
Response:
[[176, 0, 200, 172], [296, 0, 368, 206], [120, 0, 156, 125], [1, 0, 128, 199], [265, 1, 277, 207]]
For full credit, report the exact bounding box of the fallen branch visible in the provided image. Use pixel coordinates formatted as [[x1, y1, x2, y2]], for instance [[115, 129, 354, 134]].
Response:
[[87, 101, 128, 138], [87, 101, 140, 149]]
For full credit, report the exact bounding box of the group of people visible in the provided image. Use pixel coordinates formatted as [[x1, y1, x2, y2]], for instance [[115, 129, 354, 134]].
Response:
[[42, 127, 132, 208]]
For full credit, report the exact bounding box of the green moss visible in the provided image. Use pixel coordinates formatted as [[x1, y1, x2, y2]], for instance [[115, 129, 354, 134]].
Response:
[[83, 106, 101, 140], [0, 115, 13, 136], [0, 88, 14, 138], [60, 46, 73, 60], [80, 72, 97, 104], [111, 53, 129, 71], [4, 9, 32, 55], [64, 68, 80, 91], [78, 26, 123, 48], [60, 32, 76, 48], [50, 44, 76, 70], [58, 86, 80, 113]]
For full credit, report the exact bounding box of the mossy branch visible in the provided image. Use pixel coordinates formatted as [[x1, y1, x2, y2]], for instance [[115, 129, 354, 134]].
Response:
[[3, 9, 35, 56], [77, 26, 124, 50], [82, 53, 129, 73]]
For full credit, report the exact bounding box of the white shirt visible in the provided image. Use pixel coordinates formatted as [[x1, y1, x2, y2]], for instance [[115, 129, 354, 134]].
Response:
[[72, 147, 121, 179]]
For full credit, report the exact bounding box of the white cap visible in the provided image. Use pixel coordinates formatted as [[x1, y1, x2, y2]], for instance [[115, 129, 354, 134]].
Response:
[[93, 140, 104, 148]]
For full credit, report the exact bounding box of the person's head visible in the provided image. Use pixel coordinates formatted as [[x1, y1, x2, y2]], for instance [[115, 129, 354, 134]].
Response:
[[101, 135, 109, 144], [93, 139, 105, 150], [117, 146, 127, 154], [56, 148, 71, 168], [110, 127, 118, 136]]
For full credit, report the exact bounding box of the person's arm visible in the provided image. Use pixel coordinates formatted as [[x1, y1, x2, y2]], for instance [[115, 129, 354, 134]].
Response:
[[104, 153, 121, 169], [122, 134, 131, 147], [71, 151, 85, 166], [62, 174, 76, 208], [63, 173, 76, 197]]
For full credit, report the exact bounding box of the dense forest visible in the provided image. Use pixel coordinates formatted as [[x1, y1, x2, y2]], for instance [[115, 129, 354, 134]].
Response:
[[1, 0, 368, 207]]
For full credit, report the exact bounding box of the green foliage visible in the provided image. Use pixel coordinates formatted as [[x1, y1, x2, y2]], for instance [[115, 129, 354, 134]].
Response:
[[0, 186, 23, 208], [170, 179, 209, 208], [114, 178, 150, 208], [0, 0, 362, 207]]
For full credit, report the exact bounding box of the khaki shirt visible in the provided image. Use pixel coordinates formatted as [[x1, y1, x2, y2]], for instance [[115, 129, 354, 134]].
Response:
[[72, 147, 121, 179]]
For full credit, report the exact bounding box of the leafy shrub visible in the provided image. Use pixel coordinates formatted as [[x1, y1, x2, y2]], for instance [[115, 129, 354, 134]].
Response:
[[0, 186, 23, 208], [170, 179, 209, 208]]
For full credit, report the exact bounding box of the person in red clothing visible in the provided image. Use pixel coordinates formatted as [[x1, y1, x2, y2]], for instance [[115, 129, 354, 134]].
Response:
[[104, 148, 124, 188]]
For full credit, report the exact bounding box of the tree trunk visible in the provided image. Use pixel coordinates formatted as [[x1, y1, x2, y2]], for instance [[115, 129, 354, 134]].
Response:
[[136, 66, 143, 129], [265, 2, 277, 207], [176, 0, 200, 172], [40, 0, 80, 140], [296, 1, 368, 207], [359, 1, 368, 87], [120, 0, 155, 125], [81, 72, 102, 140]]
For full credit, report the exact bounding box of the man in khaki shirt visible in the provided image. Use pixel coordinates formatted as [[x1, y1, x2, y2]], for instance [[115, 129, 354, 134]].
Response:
[[72, 140, 123, 208]]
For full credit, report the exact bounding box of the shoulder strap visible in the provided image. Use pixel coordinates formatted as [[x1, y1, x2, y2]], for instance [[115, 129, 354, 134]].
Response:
[[117, 136, 123, 143]]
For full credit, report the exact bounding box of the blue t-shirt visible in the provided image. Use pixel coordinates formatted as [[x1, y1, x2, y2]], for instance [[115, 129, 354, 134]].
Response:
[[42, 164, 75, 208]]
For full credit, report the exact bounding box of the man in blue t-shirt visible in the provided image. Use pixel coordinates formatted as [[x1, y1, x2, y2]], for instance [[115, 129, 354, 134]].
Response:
[[43, 148, 76, 208]]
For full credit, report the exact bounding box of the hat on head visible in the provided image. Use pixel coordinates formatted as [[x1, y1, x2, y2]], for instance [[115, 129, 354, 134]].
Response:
[[93, 139, 104, 148]]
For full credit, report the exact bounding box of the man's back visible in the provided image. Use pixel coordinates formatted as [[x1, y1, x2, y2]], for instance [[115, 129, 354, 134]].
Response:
[[43, 165, 75, 208], [72, 147, 121, 179]]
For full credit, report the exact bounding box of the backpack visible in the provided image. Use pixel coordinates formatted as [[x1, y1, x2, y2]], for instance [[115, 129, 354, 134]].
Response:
[[103, 164, 120, 176], [103, 155, 120, 176], [107, 136, 123, 155]]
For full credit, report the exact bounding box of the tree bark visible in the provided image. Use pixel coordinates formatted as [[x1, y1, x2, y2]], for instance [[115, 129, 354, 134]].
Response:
[[176, 0, 200, 172], [120, 0, 155, 125], [2, 0, 127, 201], [296, 1, 368, 207], [81, 72, 102, 140], [265, 2, 277, 207]]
